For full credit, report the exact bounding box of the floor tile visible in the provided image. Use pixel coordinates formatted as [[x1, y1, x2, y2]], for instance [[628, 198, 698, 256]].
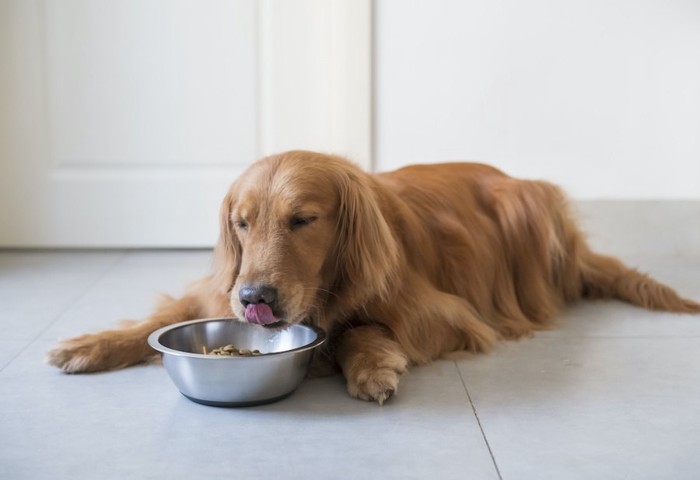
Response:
[[2, 199, 698, 480], [41, 250, 213, 341], [540, 301, 700, 339], [0, 340, 28, 371], [1, 341, 498, 480], [458, 337, 700, 480], [575, 200, 700, 258], [118, 249, 214, 269], [0, 251, 125, 340], [539, 256, 700, 339]]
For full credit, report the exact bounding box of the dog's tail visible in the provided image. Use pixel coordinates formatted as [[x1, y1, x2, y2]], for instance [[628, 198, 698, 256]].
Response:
[[579, 250, 700, 313], [487, 175, 698, 315]]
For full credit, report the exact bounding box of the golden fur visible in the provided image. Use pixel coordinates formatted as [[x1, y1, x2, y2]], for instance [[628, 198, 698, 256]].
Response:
[[47, 151, 700, 404]]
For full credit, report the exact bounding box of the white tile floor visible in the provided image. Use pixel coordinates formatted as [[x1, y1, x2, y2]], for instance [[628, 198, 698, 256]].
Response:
[[1, 202, 699, 480]]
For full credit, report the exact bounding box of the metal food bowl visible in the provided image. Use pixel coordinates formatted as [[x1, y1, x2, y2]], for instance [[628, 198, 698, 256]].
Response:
[[148, 318, 326, 407]]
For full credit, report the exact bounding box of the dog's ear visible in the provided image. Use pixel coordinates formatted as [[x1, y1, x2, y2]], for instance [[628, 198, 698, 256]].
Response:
[[211, 191, 241, 295], [333, 167, 399, 305]]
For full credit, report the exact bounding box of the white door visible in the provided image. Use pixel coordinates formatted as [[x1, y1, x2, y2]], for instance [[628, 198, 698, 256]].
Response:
[[0, 0, 371, 247]]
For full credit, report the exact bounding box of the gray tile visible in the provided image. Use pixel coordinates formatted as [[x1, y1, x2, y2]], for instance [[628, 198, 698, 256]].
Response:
[[41, 251, 213, 340], [575, 200, 700, 258], [458, 337, 700, 480], [0, 340, 28, 371], [540, 256, 700, 339], [118, 249, 214, 269], [1, 341, 497, 480], [541, 301, 700, 339], [0, 251, 125, 340], [1, 201, 698, 480]]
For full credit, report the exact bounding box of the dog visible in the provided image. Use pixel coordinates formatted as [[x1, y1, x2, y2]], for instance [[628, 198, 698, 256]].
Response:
[[47, 150, 700, 404]]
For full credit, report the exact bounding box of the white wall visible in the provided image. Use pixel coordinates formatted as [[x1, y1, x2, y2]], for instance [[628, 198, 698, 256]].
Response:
[[375, 0, 700, 199]]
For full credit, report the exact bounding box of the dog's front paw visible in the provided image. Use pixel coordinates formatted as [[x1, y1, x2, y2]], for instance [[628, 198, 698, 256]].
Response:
[[346, 365, 405, 405], [46, 331, 141, 374], [336, 324, 410, 405], [46, 334, 110, 373]]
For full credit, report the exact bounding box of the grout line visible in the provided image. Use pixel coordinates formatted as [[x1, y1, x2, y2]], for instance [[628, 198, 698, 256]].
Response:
[[456, 361, 503, 480], [0, 251, 129, 373]]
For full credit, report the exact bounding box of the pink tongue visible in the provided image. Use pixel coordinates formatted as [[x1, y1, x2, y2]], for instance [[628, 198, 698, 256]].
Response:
[[245, 303, 278, 325]]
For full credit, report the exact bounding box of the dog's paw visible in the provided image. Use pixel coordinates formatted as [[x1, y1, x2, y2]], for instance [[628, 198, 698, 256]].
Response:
[[346, 366, 405, 406], [46, 333, 122, 373]]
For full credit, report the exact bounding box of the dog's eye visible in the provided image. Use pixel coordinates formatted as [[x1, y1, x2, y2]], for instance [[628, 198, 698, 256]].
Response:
[[290, 216, 317, 230], [235, 220, 248, 231]]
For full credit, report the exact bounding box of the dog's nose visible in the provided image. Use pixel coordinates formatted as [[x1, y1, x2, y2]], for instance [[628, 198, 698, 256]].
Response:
[[239, 284, 278, 307]]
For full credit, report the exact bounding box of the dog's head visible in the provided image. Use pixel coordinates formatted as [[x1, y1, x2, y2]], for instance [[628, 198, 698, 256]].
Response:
[[212, 151, 399, 330]]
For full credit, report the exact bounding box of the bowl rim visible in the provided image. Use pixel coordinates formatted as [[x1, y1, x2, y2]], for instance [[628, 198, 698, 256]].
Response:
[[147, 317, 327, 359]]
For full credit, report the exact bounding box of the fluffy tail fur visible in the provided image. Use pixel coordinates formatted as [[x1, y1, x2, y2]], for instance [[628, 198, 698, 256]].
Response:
[[579, 251, 700, 313], [490, 176, 700, 316]]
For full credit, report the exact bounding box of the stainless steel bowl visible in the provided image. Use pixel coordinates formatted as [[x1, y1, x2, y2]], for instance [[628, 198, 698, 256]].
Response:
[[148, 318, 326, 407]]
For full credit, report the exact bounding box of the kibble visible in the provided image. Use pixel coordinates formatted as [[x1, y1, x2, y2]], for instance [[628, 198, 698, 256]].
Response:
[[203, 344, 261, 357]]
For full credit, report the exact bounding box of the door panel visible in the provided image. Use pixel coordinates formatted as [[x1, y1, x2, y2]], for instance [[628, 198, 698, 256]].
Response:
[[0, 0, 371, 247], [45, 1, 257, 169]]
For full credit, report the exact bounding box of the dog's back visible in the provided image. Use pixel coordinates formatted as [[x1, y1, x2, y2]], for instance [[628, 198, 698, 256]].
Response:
[[375, 162, 700, 340]]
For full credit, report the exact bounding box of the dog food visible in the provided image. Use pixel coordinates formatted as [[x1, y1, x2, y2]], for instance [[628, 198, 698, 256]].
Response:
[[203, 345, 262, 356]]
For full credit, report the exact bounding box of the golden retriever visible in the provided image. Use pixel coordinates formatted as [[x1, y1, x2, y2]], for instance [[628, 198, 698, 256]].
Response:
[[47, 150, 700, 404]]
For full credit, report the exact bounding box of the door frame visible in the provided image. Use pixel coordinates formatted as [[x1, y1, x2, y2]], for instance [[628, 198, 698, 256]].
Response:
[[258, 0, 373, 169]]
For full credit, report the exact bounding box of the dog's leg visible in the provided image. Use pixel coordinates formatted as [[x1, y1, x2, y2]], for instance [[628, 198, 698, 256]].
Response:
[[335, 325, 409, 405], [384, 278, 500, 364], [46, 286, 223, 373]]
